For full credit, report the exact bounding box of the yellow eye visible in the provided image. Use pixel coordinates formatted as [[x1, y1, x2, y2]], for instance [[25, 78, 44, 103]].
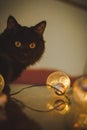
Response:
[[29, 42, 36, 49], [15, 41, 22, 48]]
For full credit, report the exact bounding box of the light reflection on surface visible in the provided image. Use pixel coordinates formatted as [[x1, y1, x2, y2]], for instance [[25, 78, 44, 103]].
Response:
[[73, 114, 87, 129], [47, 96, 70, 115], [10, 84, 87, 130]]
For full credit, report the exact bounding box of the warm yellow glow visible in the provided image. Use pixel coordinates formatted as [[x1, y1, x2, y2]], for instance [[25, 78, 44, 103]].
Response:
[[73, 114, 87, 129], [0, 74, 5, 93], [0, 94, 7, 107], [73, 76, 87, 102], [73, 123, 79, 128], [47, 103, 54, 110], [46, 71, 70, 96], [79, 76, 87, 90], [47, 96, 70, 114], [65, 104, 70, 111], [57, 103, 70, 115]]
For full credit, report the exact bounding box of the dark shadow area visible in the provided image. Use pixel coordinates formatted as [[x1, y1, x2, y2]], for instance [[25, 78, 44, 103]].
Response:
[[0, 97, 42, 130]]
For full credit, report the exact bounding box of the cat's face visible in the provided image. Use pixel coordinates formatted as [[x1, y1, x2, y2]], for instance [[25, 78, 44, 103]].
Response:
[[2, 16, 46, 65]]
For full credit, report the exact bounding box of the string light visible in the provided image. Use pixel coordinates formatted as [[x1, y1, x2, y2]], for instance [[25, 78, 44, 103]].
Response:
[[0, 74, 7, 108], [46, 71, 71, 96], [0, 71, 70, 113], [10, 84, 70, 113], [0, 74, 5, 93], [8, 71, 71, 113], [73, 75, 87, 103], [0, 69, 87, 122]]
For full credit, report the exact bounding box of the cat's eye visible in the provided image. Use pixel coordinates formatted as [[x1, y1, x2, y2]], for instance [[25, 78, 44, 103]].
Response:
[[29, 42, 36, 49], [15, 41, 22, 48]]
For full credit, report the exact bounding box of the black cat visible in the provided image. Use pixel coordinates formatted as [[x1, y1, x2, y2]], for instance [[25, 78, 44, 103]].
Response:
[[0, 16, 46, 93]]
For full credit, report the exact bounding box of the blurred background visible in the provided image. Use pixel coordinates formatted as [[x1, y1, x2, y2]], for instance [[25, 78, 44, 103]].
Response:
[[0, 0, 87, 76]]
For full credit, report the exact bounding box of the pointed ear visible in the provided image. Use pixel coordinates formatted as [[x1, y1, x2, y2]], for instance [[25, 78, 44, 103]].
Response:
[[7, 15, 18, 30], [34, 21, 46, 35]]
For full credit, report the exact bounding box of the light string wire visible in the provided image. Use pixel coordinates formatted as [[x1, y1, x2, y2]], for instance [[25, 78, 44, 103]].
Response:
[[10, 84, 65, 96], [11, 97, 69, 113], [9, 84, 70, 112]]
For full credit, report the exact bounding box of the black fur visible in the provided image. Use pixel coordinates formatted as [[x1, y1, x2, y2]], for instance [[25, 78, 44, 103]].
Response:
[[0, 16, 46, 91]]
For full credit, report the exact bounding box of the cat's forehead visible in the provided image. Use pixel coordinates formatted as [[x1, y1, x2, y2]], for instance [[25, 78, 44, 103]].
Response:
[[15, 26, 38, 41], [19, 26, 31, 33]]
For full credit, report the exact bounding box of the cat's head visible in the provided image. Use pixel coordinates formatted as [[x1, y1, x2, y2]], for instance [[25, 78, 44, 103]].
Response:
[[2, 16, 46, 66]]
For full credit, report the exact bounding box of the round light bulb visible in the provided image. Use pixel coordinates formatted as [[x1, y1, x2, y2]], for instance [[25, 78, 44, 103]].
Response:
[[0, 74, 5, 93], [46, 71, 71, 96], [73, 76, 87, 103]]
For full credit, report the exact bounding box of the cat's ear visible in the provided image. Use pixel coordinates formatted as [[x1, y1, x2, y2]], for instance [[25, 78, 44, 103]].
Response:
[[34, 21, 46, 35], [7, 15, 18, 30]]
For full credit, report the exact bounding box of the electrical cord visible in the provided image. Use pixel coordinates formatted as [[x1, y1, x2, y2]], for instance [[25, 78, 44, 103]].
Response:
[[9, 84, 71, 113], [11, 97, 68, 112], [10, 84, 64, 96]]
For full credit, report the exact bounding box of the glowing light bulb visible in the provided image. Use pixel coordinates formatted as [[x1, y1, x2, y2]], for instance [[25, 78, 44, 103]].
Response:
[[46, 71, 70, 96], [0, 74, 5, 93], [73, 76, 87, 103]]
